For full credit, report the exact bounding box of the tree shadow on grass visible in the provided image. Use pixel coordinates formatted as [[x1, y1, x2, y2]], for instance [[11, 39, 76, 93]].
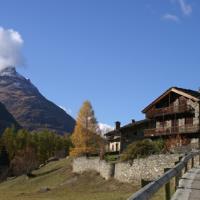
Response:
[[32, 167, 62, 177]]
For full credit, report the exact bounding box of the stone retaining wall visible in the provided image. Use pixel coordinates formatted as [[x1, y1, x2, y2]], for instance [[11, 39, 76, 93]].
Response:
[[114, 154, 180, 183], [72, 154, 182, 183], [73, 157, 114, 180]]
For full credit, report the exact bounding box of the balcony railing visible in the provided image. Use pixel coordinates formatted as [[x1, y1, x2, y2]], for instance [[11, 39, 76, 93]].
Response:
[[146, 104, 193, 118], [144, 124, 200, 137]]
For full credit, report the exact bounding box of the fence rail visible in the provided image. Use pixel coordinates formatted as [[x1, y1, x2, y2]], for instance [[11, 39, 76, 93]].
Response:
[[127, 151, 200, 200]]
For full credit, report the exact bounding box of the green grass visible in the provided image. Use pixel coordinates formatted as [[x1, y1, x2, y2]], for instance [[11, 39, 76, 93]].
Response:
[[151, 177, 176, 200], [0, 158, 139, 200]]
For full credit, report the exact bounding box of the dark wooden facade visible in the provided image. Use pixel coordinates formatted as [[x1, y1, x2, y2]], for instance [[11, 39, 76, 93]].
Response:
[[105, 120, 150, 152], [105, 87, 200, 152], [143, 87, 200, 138]]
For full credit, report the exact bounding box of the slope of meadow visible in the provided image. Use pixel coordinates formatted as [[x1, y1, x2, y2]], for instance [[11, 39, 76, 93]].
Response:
[[0, 158, 139, 200]]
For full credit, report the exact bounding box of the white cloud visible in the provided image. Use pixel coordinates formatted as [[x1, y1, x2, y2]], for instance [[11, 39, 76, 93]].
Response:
[[0, 27, 25, 70], [162, 0, 192, 23], [162, 14, 180, 22], [176, 0, 192, 16]]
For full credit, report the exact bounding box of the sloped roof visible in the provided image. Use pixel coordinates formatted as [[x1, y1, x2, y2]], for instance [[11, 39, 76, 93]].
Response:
[[104, 119, 149, 137], [120, 119, 149, 130], [142, 87, 200, 113], [173, 87, 200, 99]]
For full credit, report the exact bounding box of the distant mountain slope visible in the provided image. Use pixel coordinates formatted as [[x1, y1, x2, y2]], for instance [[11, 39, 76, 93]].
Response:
[[0, 67, 75, 134], [0, 101, 20, 134]]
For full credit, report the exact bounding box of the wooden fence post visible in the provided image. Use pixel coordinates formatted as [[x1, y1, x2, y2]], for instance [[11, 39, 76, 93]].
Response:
[[175, 161, 181, 191], [185, 162, 188, 173], [192, 157, 194, 168], [199, 154, 200, 165], [164, 168, 171, 200]]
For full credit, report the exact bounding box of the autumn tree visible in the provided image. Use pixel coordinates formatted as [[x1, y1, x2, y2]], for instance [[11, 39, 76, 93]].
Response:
[[70, 101, 101, 157]]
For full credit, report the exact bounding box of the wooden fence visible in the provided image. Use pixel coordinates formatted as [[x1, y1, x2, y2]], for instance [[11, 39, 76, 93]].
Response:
[[127, 151, 200, 200]]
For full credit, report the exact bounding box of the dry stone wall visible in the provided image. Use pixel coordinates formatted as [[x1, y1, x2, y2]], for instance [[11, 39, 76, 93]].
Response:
[[114, 154, 180, 183], [73, 154, 181, 184], [73, 157, 114, 180]]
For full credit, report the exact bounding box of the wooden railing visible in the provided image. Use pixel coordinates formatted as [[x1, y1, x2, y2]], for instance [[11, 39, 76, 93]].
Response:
[[144, 124, 200, 137], [146, 104, 193, 119], [127, 151, 200, 200]]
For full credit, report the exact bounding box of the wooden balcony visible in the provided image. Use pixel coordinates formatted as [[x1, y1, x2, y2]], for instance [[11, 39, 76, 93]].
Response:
[[144, 124, 200, 137], [146, 104, 193, 119]]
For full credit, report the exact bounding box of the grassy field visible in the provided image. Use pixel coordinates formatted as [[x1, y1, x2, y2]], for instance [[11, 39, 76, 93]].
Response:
[[0, 158, 139, 200]]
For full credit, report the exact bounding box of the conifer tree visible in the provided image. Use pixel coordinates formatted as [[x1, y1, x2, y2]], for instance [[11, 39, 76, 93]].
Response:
[[0, 146, 10, 167], [1, 127, 16, 159], [70, 101, 101, 157]]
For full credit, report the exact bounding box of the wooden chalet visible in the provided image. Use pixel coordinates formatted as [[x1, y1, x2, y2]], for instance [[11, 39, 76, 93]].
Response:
[[105, 87, 200, 152], [143, 87, 200, 138], [105, 119, 149, 152]]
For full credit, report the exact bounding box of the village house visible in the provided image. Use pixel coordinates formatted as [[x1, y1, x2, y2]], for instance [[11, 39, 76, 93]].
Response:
[[105, 87, 200, 152], [105, 119, 149, 153]]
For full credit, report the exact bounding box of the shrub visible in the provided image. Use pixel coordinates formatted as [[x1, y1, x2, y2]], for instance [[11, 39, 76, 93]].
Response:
[[104, 154, 119, 162], [120, 139, 164, 162], [154, 139, 165, 152]]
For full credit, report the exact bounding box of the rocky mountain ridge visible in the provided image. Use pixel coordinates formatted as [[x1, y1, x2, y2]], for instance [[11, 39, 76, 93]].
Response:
[[0, 101, 20, 133], [0, 67, 75, 134]]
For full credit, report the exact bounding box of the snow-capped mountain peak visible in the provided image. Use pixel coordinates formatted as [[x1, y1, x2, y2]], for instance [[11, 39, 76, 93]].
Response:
[[0, 66, 25, 79], [0, 67, 75, 134], [99, 123, 114, 137]]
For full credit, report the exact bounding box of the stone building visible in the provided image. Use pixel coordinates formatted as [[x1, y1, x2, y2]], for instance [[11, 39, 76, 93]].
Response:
[[105, 87, 200, 152], [105, 119, 150, 152]]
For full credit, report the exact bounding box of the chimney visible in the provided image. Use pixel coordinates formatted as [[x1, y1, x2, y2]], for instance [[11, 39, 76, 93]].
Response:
[[115, 121, 121, 130], [132, 119, 136, 124]]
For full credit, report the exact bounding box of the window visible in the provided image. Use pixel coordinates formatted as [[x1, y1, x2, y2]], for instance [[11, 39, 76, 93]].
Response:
[[185, 117, 193, 125], [172, 119, 178, 127], [160, 121, 167, 127], [116, 143, 119, 151]]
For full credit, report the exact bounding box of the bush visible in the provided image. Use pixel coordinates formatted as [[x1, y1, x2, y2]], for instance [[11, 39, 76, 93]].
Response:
[[153, 139, 165, 151], [104, 154, 119, 162], [120, 139, 164, 162]]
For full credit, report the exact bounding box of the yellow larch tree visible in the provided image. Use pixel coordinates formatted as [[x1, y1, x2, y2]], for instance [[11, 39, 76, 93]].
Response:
[[70, 101, 102, 157]]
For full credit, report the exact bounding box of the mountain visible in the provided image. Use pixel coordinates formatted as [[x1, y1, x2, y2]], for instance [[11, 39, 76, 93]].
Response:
[[0, 67, 75, 134], [0, 101, 21, 133], [98, 123, 114, 137]]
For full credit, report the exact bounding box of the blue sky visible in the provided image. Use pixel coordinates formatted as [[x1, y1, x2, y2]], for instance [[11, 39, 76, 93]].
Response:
[[0, 0, 200, 126]]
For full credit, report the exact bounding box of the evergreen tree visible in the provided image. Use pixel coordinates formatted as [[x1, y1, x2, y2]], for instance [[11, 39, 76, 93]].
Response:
[[15, 129, 31, 150], [1, 127, 17, 159], [70, 101, 101, 157], [0, 146, 10, 166]]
